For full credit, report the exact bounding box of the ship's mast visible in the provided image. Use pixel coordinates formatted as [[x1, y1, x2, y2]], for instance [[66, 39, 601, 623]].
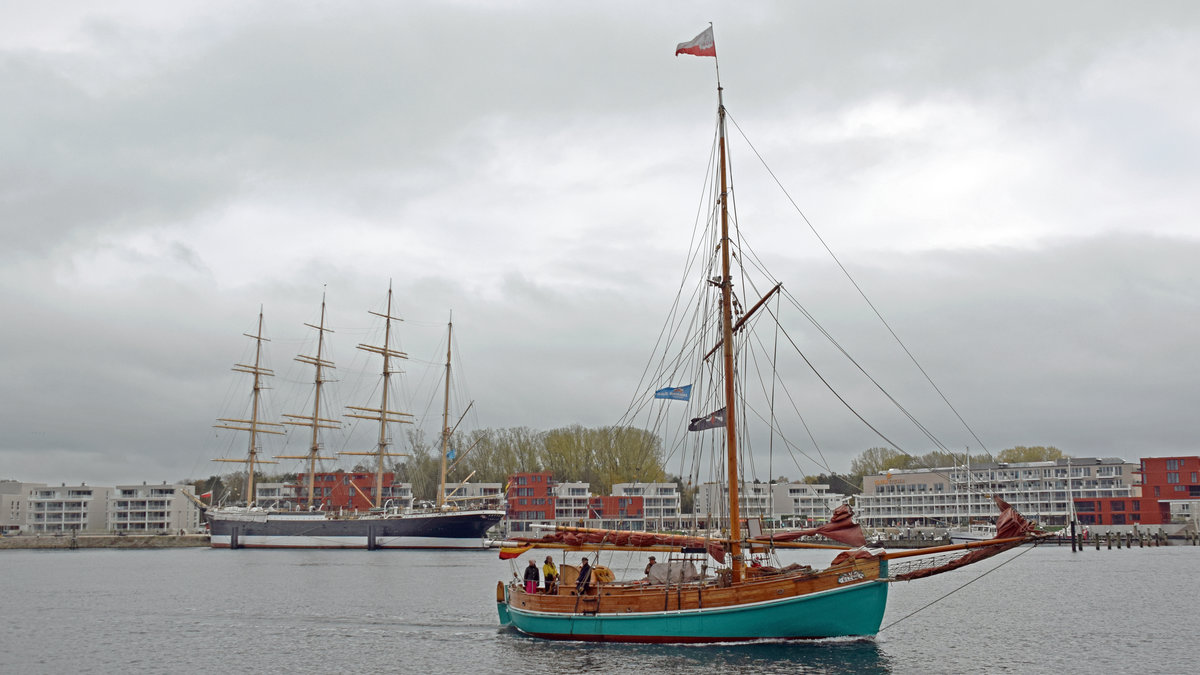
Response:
[[716, 85, 744, 584], [436, 316, 453, 509], [342, 284, 412, 508], [213, 308, 283, 506], [277, 293, 340, 508]]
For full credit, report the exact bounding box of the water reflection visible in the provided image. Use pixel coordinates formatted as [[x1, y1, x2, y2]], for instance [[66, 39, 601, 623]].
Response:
[[496, 628, 892, 674]]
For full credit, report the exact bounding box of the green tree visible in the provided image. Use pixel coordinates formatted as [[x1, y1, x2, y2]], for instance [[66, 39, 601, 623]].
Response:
[[394, 429, 442, 501], [804, 472, 861, 496], [849, 447, 914, 477], [996, 445, 1065, 463]]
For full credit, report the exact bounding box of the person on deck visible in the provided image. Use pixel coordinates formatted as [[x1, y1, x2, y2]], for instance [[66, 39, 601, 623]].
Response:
[[542, 556, 558, 594], [644, 555, 657, 577], [576, 557, 593, 594], [524, 559, 540, 593]]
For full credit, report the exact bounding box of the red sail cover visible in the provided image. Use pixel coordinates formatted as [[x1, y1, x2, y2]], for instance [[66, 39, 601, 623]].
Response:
[[892, 496, 1039, 581], [761, 504, 868, 548], [514, 528, 728, 563]]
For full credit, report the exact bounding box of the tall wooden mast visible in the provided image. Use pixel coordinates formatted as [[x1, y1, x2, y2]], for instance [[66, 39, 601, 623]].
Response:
[[716, 85, 744, 584], [342, 284, 412, 508], [436, 315, 453, 509], [277, 293, 340, 508], [213, 308, 283, 505]]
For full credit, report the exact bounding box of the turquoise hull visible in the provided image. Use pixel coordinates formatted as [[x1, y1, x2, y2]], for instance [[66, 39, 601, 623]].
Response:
[[497, 562, 889, 643]]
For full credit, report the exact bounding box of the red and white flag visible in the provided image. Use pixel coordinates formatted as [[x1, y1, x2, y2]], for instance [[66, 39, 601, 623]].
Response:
[[200, 491, 213, 499], [675, 26, 716, 58]]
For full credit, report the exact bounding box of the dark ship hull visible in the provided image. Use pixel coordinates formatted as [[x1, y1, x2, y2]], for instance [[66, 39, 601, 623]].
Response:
[[207, 508, 504, 549]]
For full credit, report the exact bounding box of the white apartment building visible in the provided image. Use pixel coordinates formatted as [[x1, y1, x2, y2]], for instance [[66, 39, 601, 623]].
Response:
[[695, 482, 775, 525], [855, 457, 1140, 528], [384, 483, 414, 509], [554, 482, 591, 522], [612, 482, 682, 528], [110, 483, 202, 534], [442, 482, 504, 508], [774, 483, 844, 526], [695, 481, 848, 528], [27, 484, 113, 534], [254, 482, 296, 508], [1, 480, 44, 533]]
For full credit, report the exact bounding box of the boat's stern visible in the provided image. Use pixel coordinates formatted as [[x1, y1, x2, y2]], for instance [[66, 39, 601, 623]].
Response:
[[496, 581, 512, 626]]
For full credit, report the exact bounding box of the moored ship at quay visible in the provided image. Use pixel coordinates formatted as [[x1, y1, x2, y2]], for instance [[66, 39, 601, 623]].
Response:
[[203, 291, 503, 550]]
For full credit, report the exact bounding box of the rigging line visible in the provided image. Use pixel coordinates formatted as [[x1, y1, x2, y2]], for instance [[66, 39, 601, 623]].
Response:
[[726, 110, 990, 457], [776, 288, 954, 455], [622, 122, 723, 412], [878, 543, 1040, 633], [772, 310, 912, 458], [730, 227, 945, 455], [739, 313, 835, 475]]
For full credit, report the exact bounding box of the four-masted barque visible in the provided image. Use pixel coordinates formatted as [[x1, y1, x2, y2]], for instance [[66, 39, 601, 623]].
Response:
[[205, 288, 504, 549], [494, 27, 1047, 642]]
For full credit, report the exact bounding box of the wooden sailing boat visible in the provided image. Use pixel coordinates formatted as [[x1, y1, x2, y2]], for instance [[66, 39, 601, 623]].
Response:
[[494, 27, 1046, 642], [205, 288, 504, 549]]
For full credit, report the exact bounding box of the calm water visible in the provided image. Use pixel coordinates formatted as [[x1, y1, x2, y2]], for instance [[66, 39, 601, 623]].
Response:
[[1, 544, 1195, 674]]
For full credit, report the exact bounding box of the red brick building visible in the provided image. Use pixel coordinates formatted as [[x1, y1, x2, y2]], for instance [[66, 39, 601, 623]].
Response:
[[1075, 456, 1200, 526], [506, 472, 555, 533], [587, 495, 644, 522], [291, 471, 412, 511], [504, 471, 646, 533], [1136, 456, 1200, 524]]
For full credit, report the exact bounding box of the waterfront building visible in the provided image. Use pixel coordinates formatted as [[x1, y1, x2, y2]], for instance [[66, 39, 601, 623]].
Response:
[[290, 471, 413, 511], [612, 482, 682, 529], [505, 471, 556, 534], [856, 457, 1140, 528], [1075, 456, 1200, 527], [553, 481, 591, 524], [774, 482, 843, 527], [442, 482, 503, 509], [110, 483, 201, 534], [695, 482, 773, 525], [254, 482, 296, 508], [1, 480, 44, 534], [695, 481, 846, 528], [584, 495, 644, 531], [505, 472, 664, 534], [27, 483, 113, 534]]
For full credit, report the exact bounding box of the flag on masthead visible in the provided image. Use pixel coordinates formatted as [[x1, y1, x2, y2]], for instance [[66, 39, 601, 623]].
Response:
[[675, 26, 716, 57]]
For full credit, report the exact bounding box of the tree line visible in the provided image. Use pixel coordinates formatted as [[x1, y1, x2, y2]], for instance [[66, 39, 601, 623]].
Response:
[[190, 432, 1063, 505], [840, 445, 1066, 494], [191, 424, 667, 503]]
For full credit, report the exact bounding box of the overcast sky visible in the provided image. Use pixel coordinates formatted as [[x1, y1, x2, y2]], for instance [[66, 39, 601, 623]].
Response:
[[3, 1, 1198, 487]]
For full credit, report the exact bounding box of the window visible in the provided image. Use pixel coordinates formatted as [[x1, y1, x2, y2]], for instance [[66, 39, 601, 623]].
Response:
[[1111, 514, 1126, 525], [1154, 486, 1161, 497], [1167, 459, 1179, 471], [1111, 501, 1125, 511], [1168, 473, 1179, 484], [1176, 486, 1187, 492], [1133, 501, 1140, 511]]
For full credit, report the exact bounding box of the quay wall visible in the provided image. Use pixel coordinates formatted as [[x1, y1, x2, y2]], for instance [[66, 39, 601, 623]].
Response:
[[0, 534, 209, 549]]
